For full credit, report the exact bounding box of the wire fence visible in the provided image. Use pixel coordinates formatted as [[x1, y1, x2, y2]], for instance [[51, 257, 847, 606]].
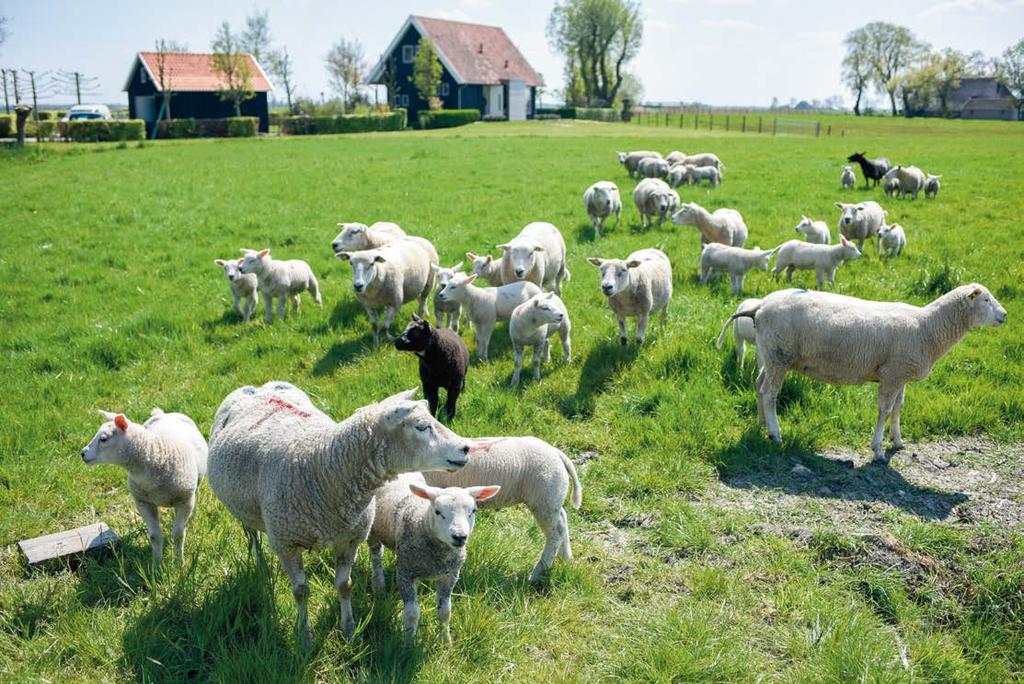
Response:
[[629, 107, 846, 137]]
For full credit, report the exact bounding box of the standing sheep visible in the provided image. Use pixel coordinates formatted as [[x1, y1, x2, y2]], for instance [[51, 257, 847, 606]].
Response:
[[633, 178, 681, 228], [583, 181, 622, 238], [432, 262, 463, 331], [465, 252, 505, 287], [665, 150, 687, 165], [677, 152, 723, 170], [508, 292, 571, 386], [239, 248, 322, 323], [437, 273, 541, 361], [925, 174, 942, 199], [637, 156, 671, 179], [878, 223, 907, 258], [772, 237, 862, 289], [884, 176, 901, 198], [214, 258, 258, 322], [587, 248, 672, 345], [722, 285, 1006, 460], [834, 201, 887, 253], [884, 165, 926, 200], [616, 150, 662, 178], [847, 152, 890, 188], [207, 383, 475, 645], [496, 222, 570, 295], [699, 243, 777, 295], [81, 408, 208, 564], [687, 165, 722, 188], [394, 314, 469, 419], [331, 222, 406, 253], [671, 202, 749, 247], [841, 165, 856, 190], [666, 164, 690, 188], [794, 216, 831, 244], [716, 298, 762, 370]]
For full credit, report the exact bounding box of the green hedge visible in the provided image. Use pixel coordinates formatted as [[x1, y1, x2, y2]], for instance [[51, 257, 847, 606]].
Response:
[[536, 106, 619, 122], [59, 119, 145, 142], [279, 110, 406, 135], [227, 117, 258, 137], [0, 115, 11, 138], [155, 117, 258, 139], [418, 109, 480, 130], [35, 120, 58, 141]]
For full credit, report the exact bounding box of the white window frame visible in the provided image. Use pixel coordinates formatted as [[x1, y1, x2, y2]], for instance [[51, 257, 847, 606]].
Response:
[[437, 82, 449, 97], [140, 68, 147, 84], [402, 45, 416, 63], [400, 94, 409, 107]]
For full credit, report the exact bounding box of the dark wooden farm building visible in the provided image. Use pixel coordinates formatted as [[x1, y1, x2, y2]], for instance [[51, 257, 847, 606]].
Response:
[[949, 77, 1017, 121], [123, 52, 274, 133], [367, 15, 543, 124]]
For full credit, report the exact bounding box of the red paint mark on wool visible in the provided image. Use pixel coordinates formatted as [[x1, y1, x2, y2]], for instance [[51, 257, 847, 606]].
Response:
[[254, 396, 313, 427]]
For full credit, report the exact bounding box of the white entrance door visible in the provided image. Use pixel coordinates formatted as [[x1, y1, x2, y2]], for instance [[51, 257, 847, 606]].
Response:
[[485, 85, 504, 118], [135, 95, 157, 122], [507, 80, 527, 121]]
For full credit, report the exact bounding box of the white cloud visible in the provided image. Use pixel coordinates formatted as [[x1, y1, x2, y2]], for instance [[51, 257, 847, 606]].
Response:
[[647, 18, 678, 31], [698, 18, 764, 33], [920, 0, 1024, 17], [430, 8, 474, 22]]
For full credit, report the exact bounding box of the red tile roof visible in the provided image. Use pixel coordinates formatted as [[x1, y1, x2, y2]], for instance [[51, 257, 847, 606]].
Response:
[[131, 52, 273, 93]]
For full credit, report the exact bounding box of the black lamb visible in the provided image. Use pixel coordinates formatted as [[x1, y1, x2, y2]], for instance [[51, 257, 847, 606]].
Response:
[[847, 152, 891, 188], [394, 314, 469, 419]]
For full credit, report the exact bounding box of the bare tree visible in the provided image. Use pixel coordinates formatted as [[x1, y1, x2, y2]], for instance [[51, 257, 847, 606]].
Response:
[[241, 9, 272, 66], [267, 47, 296, 115], [152, 39, 186, 120], [842, 27, 872, 116], [379, 54, 400, 109], [325, 38, 366, 113], [21, 70, 52, 121], [211, 21, 255, 117], [54, 70, 100, 105]]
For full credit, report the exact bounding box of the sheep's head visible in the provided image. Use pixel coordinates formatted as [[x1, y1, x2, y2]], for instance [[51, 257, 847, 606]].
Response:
[[754, 247, 775, 271], [795, 216, 813, 234], [238, 248, 270, 274], [838, 236, 862, 260], [879, 224, 901, 242], [588, 257, 639, 297], [409, 482, 500, 548], [523, 292, 565, 325], [438, 272, 476, 303], [671, 202, 699, 226], [81, 411, 132, 466], [843, 165, 853, 172], [215, 258, 245, 282], [960, 284, 1006, 327], [590, 185, 613, 212], [331, 222, 370, 254], [847, 152, 866, 163], [433, 262, 463, 293], [667, 167, 687, 187], [498, 239, 543, 280], [616, 151, 627, 164], [834, 202, 859, 226], [336, 249, 385, 294], [373, 389, 472, 473], [394, 314, 433, 354]]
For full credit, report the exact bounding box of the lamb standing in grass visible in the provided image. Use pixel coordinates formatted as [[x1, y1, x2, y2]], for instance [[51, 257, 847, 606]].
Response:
[[834, 201, 887, 253], [699, 243, 776, 295], [437, 273, 541, 361], [588, 248, 672, 345], [424, 435, 582, 583], [677, 152, 723, 170], [583, 181, 622, 238], [666, 165, 690, 188], [720, 285, 1006, 460], [508, 292, 571, 386], [465, 252, 505, 287], [884, 176, 900, 198], [665, 150, 686, 165], [637, 156, 670, 179], [496, 222, 569, 295], [841, 165, 856, 190], [394, 314, 469, 419], [878, 223, 907, 257], [214, 258, 258, 322], [207, 383, 475, 645], [772, 237, 861, 289], [883, 165, 926, 200], [239, 248, 322, 323], [368, 475, 499, 645], [633, 178, 680, 228], [81, 408, 208, 564], [687, 165, 722, 188], [671, 202, 749, 247], [716, 298, 762, 370], [794, 216, 831, 244], [617, 150, 662, 178], [432, 263, 463, 331], [925, 174, 942, 199], [331, 222, 406, 253]]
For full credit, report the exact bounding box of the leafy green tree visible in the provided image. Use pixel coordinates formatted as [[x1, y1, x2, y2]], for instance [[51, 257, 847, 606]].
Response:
[[211, 21, 255, 117], [842, 27, 872, 116], [241, 9, 272, 66], [996, 38, 1024, 120], [326, 38, 366, 113], [857, 22, 929, 116], [410, 37, 443, 110]]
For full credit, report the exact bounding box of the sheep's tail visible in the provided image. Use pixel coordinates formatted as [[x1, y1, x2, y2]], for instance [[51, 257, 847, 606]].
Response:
[[559, 450, 583, 509], [150, 407, 165, 417], [716, 302, 761, 349]]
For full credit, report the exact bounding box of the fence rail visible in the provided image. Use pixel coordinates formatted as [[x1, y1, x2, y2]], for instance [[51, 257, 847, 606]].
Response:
[[629, 108, 845, 137]]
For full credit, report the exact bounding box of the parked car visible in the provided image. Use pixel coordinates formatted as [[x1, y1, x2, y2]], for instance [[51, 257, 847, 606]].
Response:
[[62, 104, 112, 121]]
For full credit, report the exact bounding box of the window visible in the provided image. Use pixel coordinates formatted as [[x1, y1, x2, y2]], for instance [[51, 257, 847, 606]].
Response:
[[400, 94, 409, 107], [402, 45, 416, 63], [140, 69, 147, 84], [437, 82, 449, 97]]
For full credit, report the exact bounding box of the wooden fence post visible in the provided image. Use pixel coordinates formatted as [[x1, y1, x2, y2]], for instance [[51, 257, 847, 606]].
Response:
[[827, 124, 832, 136], [710, 114, 713, 131], [772, 118, 777, 136], [815, 121, 821, 137], [742, 115, 746, 133], [758, 117, 762, 134]]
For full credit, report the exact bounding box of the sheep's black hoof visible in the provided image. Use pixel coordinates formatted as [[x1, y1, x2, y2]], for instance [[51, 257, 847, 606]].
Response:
[[620, 337, 627, 347]]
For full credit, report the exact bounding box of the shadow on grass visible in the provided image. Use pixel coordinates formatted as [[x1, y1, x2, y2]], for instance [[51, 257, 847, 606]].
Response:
[[559, 340, 639, 419], [327, 297, 366, 331], [201, 309, 248, 330], [312, 337, 373, 377]]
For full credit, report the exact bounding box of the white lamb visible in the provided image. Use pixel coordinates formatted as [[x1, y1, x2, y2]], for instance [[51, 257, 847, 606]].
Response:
[[665, 150, 687, 166], [716, 298, 762, 370], [214, 258, 258, 322], [878, 223, 907, 258], [368, 474, 500, 645], [616, 150, 662, 178], [666, 164, 690, 188], [678, 152, 723, 170], [424, 435, 582, 583], [238, 248, 322, 323], [687, 165, 721, 188], [432, 262, 463, 332], [437, 273, 542, 361], [637, 156, 670, 179], [81, 408, 208, 564], [331, 221, 406, 253], [720, 285, 1006, 460], [884, 176, 900, 198], [834, 201, 887, 253], [587, 248, 672, 345], [671, 202, 749, 247], [883, 165, 926, 199], [583, 181, 622, 238], [496, 221, 570, 295], [925, 174, 942, 199], [508, 292, 571, 386], [841, 165, 856, 190], [207, 383, 475, 645], [633, 178, 680, 228], [699, 243, 776, 295], [464, 252, 505, 287], [794, 216, 831, 244], [772, 237, 862, 289]]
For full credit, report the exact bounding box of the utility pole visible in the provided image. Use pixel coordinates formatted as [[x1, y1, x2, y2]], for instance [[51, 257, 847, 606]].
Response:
[[55, 70, 99, 105]]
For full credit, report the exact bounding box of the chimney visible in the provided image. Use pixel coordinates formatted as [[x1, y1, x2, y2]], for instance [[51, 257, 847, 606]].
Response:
[[478, 43, 483, 54], [504, 59, 509, 68]]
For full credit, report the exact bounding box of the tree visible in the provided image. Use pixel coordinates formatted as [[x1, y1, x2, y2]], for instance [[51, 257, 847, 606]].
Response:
[[410, 37, 442, 110], [151, 40, 186, 120], [379, 54, 401, 109], [325, 38, 366, 114], [267, 47, 296, 114], [930, 49, 972, 117], [2, 69, 12, 114], [547, 0, 643, 106], [995, 38, 1024, 120], [860, 22, 928, 116], [210, 21, 255, 117], [897, 60, 938, 117], [241, 9, 272, 66], [841, 27, 872, 116], [21, 70, 52, 122], [54, 70, 100, 105], [0, 13, 9, 52]]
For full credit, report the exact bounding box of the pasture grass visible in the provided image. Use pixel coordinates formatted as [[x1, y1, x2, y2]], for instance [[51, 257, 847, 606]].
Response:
[[1, 116, 1022, 681]]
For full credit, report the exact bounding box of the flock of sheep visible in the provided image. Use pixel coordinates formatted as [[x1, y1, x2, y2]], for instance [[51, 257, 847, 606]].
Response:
[[79, 143, 1006, 650]]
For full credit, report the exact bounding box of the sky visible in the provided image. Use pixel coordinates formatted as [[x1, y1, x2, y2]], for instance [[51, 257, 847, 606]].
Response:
[[1, 0, 1022, 109]]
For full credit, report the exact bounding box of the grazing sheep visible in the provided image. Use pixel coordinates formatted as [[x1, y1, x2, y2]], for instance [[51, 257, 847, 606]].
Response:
[[633, 178, 681, 228], [239, 248, 322, 323], [214, 258, 258, 322], [847, 152, 890, 188], [884, 176, 901, 198], [794, 216, 831, 245], [665, 150, 687, 165], [883, 165, 926, 199], [687, 165, 722, 188], [722, 285, 1006, 460], [677, 152, 723, 170], [671, 202, 749, 247], [465, 252, 505, 287], [394, 314, 469, 419], [834, 201, 887, 253], [508, 292, 571, 386], [617, 150, 662, 178], [666, 164, 691, 188], [424, 436, 582, 582], [584, 181, 622, 238], [336, 239, 436, 345], [496, 222, 570, 295], [716, 298, 761, 370], [841, 165, 856, 190], [772, 237, 862, 289], [925, 174, 942, 199], [637, 156, 670, 179], [587, 248, 672, 345], [81, 408, 208, 564], [878, 223, 907, 258], [207, 383, 475, 645], [699, 243, 777, 295], [331, 222, 406, 253], [437, 273, 541, 361], [432, 263, 463, 331], [368, 474, 500, 645]]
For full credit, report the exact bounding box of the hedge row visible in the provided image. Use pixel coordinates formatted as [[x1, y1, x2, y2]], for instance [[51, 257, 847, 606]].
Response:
[[536, 106, 620, 122], [156, 117, 259, 139], [279, 110, 407, 135], [418, 109, 480, 130], [60, 120, 145, 142], [0, 115, 11, 137]]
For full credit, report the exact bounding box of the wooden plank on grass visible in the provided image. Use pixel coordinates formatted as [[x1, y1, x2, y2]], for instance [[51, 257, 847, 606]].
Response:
[[18, 522, 118, 565]]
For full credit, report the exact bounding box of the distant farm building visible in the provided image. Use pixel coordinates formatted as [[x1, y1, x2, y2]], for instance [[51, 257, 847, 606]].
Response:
[[367, 15, 543, 124], [123, 52, 274, 133], [949, 77, 1017, 121]]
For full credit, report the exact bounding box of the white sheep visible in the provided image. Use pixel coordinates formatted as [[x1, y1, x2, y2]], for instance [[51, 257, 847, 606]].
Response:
[[834, 201, 887, 253], [671, 202, 749, 247], [794, 216, 831, 244], [687, 164, 721, 188], [464, 252, 505, 287], [368, 474, 500, 645], [721, 285, 1006, 460], [678, 152, 723, 170], [424, 435, 582, 582], [508, 292, 571, 386], [666, 164, 690, 188], [883, 165, 926, 199], [336, 239, 436, 345], [331, 221, 406, 253], [587, 248, 672, 345], [496, 222, 570, 296], [437, 273, 542, 361], [81, 408, 208, 563], [214, 258, 258, 322], [207, 383, 475, 645], [841, 165, 856, 190], [238, 248, 322, 323], [878, 223, 907, 257], [432, 262, 463, 332], [925, 174, 942, 199], [583, 181, 622, 238], [665, 150, 686, 166], [637, 156, 670, 179], [715, 298, 762, 370], [617, 150, 662, 178], [699, 243, 776, 295], [884, 176, 900, 198], [633, 178, 680, 228], [772, 237, 862, 289]]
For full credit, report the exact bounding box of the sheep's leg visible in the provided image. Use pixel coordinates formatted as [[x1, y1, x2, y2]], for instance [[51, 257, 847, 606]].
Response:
[[331, 540, 360, 639], [759, 366, 787, 444], [232, 293, 242, 317], [592, 216, 601, 239], [816, 269, 825, 289], [134, 498, 164, 565], [755, 368, 766, 424], [700, 265, 711, 285], [889, 384, 906, 451], [308, 277, 322, 306], [364, 306, 379, 344], [242, 296, 254, 322], [786, 266, 795, 283], [533, 343, 545, 381], [736, 338, 746, 369], [445, 383, 460, 420], [291, 294, 301, 314], [368, 539, 386, 594], [276, 546, 312, 648], [424, 382, 440, 416], [436, 574, 458, 645], [277, 295, 287, 320], [557, 507, 572, 559], [379, 306, 399, 341], [617, 317, 628, 346], [529, 509, 565, 583], [636, 311, 651, 345], [560, 326, 571, 363], [732, 274, 743, 295], [827, 268, 837, 287], [871, 384, 902, 461], [170, 494, 195, 562], [476, 322, 494, 362], [263, 293, 274, 323], [452, 306, 461, 333], [543, 337, 552, 363], [510, 343, 524, 387], [398, 574, 420, 645]]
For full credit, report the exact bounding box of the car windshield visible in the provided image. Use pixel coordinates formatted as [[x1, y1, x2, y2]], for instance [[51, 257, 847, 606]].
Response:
[[69, 113, 102, 120]]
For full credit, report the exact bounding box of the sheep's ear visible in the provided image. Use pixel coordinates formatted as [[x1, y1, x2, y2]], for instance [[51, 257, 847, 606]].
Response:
[[409, 483, 439, 501], [467, 485, 501, 502], [452, 261, 463, 272], [533, 298, 541, 308], [336, 252, 352, 261], [533, 245, 545, 253], [545, 292, 555, 299], [587, 258, 602, 267], [258, 249, 270, 258], [215, 259, 225, 267], [484, 255, 492, 265], [968, 287, 983, 299], [466, 274, 478, 284], [98, 409, 118, 421], [236, 258, 245, 266], [626, 260, 642, 268], [114, 414, 129, 431], [840, 236, 848, 245], [834, 202, 844, 209], [429, 263, 438, 272], [465, 251, 477, 260], [495, 243, 510, 251], [373, 255, 387, 263]]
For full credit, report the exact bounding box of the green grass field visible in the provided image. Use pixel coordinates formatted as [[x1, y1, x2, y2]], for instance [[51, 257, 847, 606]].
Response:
[[2, 117, 1023, 682]]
